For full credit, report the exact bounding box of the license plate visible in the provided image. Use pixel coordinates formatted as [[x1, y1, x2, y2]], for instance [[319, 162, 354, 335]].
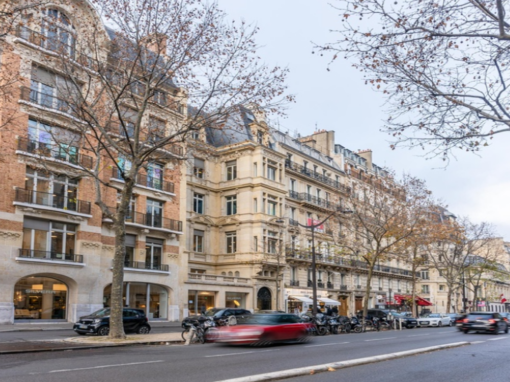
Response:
[[420, 321, 429, 325], [79, 324, 88, 329]]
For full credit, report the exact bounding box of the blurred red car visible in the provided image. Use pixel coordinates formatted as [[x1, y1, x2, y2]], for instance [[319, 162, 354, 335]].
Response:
[[214, 313, 311, 346]]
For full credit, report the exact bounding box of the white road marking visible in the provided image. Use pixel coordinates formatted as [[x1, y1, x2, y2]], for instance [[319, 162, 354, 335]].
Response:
[[365, 337, 397, 342], [470, 341, 485, 344], [488, 337, 507, 341], [29, 360, 164, 374], [406, 334, 430, 337], [206, 350, 273, 358], [305, 342, 350, 348]]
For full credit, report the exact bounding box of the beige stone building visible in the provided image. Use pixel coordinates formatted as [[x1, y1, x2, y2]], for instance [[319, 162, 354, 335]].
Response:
[[0, 0, 184, 324]]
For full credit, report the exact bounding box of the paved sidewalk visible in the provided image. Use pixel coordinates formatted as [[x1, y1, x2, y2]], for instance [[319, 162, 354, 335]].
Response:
[[0, 321, 181, 332], [0, 331, 184, 354]]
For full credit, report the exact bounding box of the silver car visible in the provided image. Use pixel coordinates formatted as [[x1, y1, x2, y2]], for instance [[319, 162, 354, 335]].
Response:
[[417, 313, 451, 327]]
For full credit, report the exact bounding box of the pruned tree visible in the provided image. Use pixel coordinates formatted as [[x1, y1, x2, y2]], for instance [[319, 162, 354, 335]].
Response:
[[317, 0, 510, 159], [10, 0, 290, 338], [340, 173, 427, 325]]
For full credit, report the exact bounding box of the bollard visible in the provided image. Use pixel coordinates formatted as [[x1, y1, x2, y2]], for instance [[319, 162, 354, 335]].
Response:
[[185, 326, 196, 345], [399, 318, 402, 330]]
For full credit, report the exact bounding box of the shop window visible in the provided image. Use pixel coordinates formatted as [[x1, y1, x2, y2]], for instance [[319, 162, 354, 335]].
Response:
[[14, 276, 67, 320], [104, 282, 168, 319], [188, 290, 215, 315], [226, 292, 245, 308]]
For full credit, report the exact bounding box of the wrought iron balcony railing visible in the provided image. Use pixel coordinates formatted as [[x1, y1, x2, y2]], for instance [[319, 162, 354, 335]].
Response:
[[20, 86, 77, 116], [289, 280, 300, 287], [15, 188, 91, 215], [17, 137, 93, 169], [18, 249, 83, 263], [111, 168, 175, 193], [285, 159, 351, 195], [122, 260, 169, 272], [104, 207, 182, 232]]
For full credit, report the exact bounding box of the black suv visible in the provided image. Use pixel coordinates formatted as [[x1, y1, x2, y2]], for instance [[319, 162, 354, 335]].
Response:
[[391, 312, 418, 329], [461, 312, 509, 334], [73, 308, 151, 336], [182, 308, 251, 328], [357, 309, 391, 320]]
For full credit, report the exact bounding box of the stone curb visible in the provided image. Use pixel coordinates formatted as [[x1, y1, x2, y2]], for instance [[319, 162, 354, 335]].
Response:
[[218, 341, 470, 382], [0, 339, 185, 355], [0, 324, 181, 333]]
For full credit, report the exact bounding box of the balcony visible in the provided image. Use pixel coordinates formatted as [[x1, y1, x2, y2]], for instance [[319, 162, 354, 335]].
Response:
[[327, 282, 334, 289], [317, 282, 325, 288], [187, 273, 251, 285], [340, 285, 348, 291], [104, 208, 182, 233], [289, 280, 300, 287], [15, 26, 95, 66], [285, 160, 351, 195], [356, 285, 362, 289], [288, 192, 341, 212], [14, 188, 91, 215], [123, 260, 169, 272], [111, 168, 175, 194], [17, 249, 83, 264], [289, 218, 300, 227], [17, 137, 93, 169], [20, 86, 77, 117]]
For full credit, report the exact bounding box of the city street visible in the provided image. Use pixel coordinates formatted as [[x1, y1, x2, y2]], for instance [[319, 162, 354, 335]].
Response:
[[1, 327, 508, 382]]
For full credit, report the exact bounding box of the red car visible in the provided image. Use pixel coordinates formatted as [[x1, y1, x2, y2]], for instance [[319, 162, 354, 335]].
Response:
[[213, 313, 311, 346]]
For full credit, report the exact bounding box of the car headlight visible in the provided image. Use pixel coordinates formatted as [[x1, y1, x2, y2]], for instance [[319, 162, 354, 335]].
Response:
[[94, 319, 102, 324]]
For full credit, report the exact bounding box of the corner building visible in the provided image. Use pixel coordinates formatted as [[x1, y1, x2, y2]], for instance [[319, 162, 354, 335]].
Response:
[[0, 0, 184, 323]]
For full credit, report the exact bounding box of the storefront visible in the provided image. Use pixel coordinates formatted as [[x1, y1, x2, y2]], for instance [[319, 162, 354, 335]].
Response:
[[13, 276, 68, 320], [104, 282, 168, 320], [284, 288, 333, 314], [188, 290, 215, 315], [225, 292, 246, 308]]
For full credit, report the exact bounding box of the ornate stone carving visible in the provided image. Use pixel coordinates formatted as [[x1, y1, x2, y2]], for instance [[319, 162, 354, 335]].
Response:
[[261, 149, 283, 162], [82, 242, 101, 249], [0, 231, 21, 240], [102, 245, 114, 252], [166, 253, 179, 259]]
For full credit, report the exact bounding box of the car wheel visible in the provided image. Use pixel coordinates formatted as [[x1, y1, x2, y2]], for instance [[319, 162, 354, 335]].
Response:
[[463, 329, 469, 334], [449, 321, 454, 327], [438, 322, 442, 327], [137, 325, 151, 335], [504, 325, 508, 334], [97, 326, 110, 336]]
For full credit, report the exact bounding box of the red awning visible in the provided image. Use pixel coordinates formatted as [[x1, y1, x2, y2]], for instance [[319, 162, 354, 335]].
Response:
[[393, 294, 433, 306]]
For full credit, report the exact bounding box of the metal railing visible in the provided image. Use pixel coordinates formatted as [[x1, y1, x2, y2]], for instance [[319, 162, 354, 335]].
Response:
[[285, 159, 351, 195], [327, 282, 334, 289], [289, 280, 300, 286], [317, 282, 325, 288], [15, 188, 91, 215], [18, 248, 83, 263], [340, 285, 348, 291], [111, 168, 175, 193], [105, 207, 182, 232], [123, 260, 169, 272], [15, 25, 96, 67], [17, 137, 93, 169], [289, 218, 299, 227], [20, 86, 77, 116]]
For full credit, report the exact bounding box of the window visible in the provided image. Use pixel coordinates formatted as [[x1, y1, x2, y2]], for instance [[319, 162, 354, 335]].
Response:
[[119, 107, 137, 138], [439, 285, 445, 291], [116, 191, 136, 221], [226, 195, 237, 215], [257, 130, 264, 144], [291, 267, 297, 282], [226, 161, 237, 181], [267, 231, 278, 254], [289, 179, 296, 192], [27, 119, 80, 163], [290, 208, 296, 220], [226, 232, 237, 253], [193, 230, 204, 253], [22, 218, 76, 260], [316, 188, 322, 199], [124, 234, 136, 267], [422, 285, 430, 293], [267, 196, 277, 216], [146, 199, 163, 227], [253, 198, 258, 213], [25, 168, 78, 211], [253, 236, 258, 251], [153, 90, 167, 106], [148, 118, 165, 143], [420, 270, 429, 280], [146, 162, 164, 190], [193, 157, 205, 178], [190, 130, 200, 140], [193, 193, 204, 214], [267, 164, 276, 181], [253, 162, 257, 176], [145, 237, 163, 270], [41, 9, 76, 57]]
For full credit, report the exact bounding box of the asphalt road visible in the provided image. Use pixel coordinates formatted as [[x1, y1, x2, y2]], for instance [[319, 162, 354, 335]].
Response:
[[0, 326, 182, 343], [286, 335, 510, 382], [2, 327, 505, 382]]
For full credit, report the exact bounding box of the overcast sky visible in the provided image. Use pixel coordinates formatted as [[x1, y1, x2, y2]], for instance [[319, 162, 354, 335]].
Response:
[[217, 0, 510, 241]]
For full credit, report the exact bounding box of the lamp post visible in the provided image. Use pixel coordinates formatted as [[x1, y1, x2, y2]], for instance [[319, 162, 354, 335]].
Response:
[[277, 207, 352, 317]]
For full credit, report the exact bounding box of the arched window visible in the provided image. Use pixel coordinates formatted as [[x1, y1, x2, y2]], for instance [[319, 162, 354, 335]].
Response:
[[221, 272, 226, 276], [41, 8, 76, 57], [228, 271, 233, 277], [234, 271, 240, 277]]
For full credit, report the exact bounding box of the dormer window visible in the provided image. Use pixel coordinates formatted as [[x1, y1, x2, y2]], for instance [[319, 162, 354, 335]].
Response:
[[41, 8, 76, 57], [257, 130, 264, 145]]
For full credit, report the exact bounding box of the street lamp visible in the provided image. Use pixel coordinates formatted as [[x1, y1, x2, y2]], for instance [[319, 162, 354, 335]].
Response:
[[277, 207, 353, 317]]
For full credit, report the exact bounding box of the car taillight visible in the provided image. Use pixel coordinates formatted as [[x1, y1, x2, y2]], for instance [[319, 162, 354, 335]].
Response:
[[145, 317, 148, 322], [488, 319, 496, 324], [504, 318, 508, 322], [463, 318, 469, 323]]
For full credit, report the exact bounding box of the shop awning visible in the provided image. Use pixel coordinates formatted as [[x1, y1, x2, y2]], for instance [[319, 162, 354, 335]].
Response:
[[289, 296, 313, 304], [318, 297, 341, 306], [394, 294, 433, 306]]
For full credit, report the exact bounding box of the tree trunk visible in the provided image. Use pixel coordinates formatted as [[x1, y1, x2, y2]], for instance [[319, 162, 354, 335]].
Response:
[[109, 177, 137, 339], [362, 264, 374, 330]]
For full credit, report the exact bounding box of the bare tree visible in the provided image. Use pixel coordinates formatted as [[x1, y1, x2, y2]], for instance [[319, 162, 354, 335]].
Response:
[[317, 0, 510, 159], [11, 0, 290, 338], [340, 173, 426, 325]]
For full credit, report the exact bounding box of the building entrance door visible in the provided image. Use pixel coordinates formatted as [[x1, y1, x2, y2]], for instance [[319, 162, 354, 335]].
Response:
[[257, 287, 272, 311]]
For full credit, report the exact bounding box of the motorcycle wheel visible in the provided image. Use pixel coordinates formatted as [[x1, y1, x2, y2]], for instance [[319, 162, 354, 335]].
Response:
[[330, 326, 338, 335], [353, 326, 362, 333], [317, 326, 328, 336]]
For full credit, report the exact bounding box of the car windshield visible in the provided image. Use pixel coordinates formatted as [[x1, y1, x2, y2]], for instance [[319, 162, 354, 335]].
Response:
[[467, 313, 493, 320], [203, 308, 223, 317], [237, 315, 284, 325], [91, 308, 110, 317], [428, 314, 441, 318]]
